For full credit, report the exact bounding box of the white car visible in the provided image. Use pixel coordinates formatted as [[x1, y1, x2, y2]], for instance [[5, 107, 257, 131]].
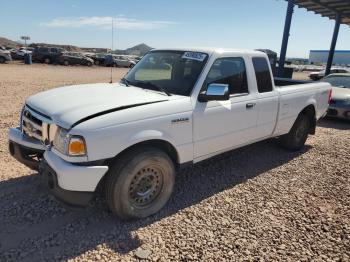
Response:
[[309, 67, 350, 81], [0, 47, 12, 63], [105, 55, 136, 68], [8, 48, 331, 219], [321, 73, 350, 119], [16, 47, 33, 56]]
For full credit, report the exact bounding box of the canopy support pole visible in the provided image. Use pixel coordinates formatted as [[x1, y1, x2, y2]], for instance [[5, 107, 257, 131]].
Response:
[[325, 13, 341, 76], [278, 0, 294, 78]]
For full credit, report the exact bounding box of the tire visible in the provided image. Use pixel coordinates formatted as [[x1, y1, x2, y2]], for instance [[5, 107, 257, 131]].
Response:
[[63, 60, 69, 66], [280, 113, 310, 151], [105, 147, 175, 220], [87, 61, 92, 67], [44, 57, 51, 64], [95, 60, 100, 66], [0, 57, 5, 63], [129, 63, 134, 68]]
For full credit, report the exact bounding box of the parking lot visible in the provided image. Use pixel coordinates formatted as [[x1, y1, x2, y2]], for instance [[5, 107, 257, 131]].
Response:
[[0, 63, 349, 261]]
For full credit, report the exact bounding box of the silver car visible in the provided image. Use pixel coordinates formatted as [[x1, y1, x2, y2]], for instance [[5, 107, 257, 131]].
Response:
[[112, 55, 136, 68], [0, 46, 12, 63], [310, 68, 350, 81], [321, 73, 350, 120]]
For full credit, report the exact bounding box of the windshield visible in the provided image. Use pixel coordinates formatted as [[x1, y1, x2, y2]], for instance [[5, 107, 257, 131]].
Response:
[[123, 50, 208, 96], [322, 76, 350, 88]]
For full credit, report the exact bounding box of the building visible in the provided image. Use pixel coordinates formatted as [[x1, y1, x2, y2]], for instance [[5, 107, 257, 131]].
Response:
[[309, 50, 350, 65]]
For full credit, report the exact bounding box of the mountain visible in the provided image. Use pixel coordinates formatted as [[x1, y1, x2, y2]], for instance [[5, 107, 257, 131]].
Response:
[[125, 43, 152, 56], [113, 43, 153, 56], [0, 37, 21, 48]]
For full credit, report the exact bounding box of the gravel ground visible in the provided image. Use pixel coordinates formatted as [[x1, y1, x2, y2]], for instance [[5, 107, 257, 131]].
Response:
[[0, 63, 349, 261]]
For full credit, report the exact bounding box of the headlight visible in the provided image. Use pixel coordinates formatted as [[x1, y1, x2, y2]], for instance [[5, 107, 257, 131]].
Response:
[[53, 127, 87, 156]]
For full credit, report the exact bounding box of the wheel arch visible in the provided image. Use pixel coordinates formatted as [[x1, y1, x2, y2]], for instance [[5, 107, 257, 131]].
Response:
[[96, 138, 181, 195], [108, 139, 180, 170], [299, 104, 316, 135]]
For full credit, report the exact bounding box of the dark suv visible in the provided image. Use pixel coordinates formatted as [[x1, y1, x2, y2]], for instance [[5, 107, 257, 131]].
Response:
[[32, 47, 65, 64], [58, 52, 94, 66]]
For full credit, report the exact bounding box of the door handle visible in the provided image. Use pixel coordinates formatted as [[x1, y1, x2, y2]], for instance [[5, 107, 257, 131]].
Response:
[[246, 103, 256, 109]]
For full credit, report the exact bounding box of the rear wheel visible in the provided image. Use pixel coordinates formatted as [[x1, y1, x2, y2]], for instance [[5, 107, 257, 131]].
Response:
[[105, 147, 175, 220], [280, 114, 310, 151], [95, 60, 100, 65], [63, 60, 69, 66], [0, 57, 5, 63], [44, 57, 51, 64], [87, 61, 92, 66]]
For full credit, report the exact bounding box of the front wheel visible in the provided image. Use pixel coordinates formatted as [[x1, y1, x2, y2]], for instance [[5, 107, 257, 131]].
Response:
[[280, 114, 310, 151], [105, 147, 175, 220], [44, 57, 51, 64]]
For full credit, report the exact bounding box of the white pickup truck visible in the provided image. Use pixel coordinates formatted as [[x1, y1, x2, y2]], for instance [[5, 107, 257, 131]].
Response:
[[8, 48, 331, 219]]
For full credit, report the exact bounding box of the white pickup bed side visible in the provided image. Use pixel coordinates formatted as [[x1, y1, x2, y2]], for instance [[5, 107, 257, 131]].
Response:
[[274, 82, 330, 136]]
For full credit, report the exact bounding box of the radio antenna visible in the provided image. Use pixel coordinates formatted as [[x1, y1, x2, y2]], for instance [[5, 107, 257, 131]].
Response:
[[110, 17, 114, 83]]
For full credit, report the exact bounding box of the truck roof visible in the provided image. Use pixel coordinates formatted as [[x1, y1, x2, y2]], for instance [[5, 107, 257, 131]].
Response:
[[151, 47, 265, 56]]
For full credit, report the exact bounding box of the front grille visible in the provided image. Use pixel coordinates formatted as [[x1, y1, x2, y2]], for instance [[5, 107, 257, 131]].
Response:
[[21, 107, 53, 144]]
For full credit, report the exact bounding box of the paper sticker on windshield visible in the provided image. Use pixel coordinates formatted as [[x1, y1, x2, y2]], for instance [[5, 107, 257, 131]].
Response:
[[182, 52, 207, 62]]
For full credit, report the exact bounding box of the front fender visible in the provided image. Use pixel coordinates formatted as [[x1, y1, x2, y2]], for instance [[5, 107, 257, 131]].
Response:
[[128, 129, 174, 145]]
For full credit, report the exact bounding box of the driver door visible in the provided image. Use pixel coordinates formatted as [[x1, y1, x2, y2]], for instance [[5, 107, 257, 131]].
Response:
[[193, 57, 258, 160]]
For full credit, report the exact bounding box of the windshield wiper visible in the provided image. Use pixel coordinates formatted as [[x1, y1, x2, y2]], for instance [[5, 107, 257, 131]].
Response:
[[121, 78, 130, 87], [134, 81, 172, 96]]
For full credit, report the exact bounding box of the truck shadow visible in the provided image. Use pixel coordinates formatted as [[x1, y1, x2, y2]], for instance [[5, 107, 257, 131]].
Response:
[[317, 118, 350, 130], [0, 139, 312, 261]]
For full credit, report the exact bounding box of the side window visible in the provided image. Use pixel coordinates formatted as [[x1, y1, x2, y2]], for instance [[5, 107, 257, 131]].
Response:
[[205, 57, 248, 95], [252, 57, 273, 93]]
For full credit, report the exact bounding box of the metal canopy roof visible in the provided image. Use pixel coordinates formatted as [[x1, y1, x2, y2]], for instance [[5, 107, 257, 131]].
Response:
[[293, 0, 350, 26]]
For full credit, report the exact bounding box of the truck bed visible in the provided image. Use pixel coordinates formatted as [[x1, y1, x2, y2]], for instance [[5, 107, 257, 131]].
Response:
[[274, 77, 313, 87]]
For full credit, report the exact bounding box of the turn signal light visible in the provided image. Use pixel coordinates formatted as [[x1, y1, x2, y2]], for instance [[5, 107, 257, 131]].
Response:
[[68, 137, 86, 156]]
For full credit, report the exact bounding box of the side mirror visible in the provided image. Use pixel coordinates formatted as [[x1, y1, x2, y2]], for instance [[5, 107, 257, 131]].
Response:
[[198, 83, 230, 102]]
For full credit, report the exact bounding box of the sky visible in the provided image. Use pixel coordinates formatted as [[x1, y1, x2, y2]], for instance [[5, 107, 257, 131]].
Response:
[[1, 0, 349, 58]]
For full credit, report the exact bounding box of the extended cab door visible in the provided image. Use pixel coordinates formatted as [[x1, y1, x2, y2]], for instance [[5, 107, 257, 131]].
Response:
[[193, 56, 258, 160], [251, 56, 279, 138]]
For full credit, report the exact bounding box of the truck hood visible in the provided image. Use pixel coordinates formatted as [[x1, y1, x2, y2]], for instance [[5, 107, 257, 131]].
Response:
[[26, 83, 170, 129]]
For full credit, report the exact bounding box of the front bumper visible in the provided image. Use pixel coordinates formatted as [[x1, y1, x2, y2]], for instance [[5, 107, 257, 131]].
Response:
[[39, 161, 95, 206], [44, 150, 108, 192], [8, 127, 45, 170], [327, 106, 350, 120], [9, 127, 109, 206], [41, 150, 108, 206]]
